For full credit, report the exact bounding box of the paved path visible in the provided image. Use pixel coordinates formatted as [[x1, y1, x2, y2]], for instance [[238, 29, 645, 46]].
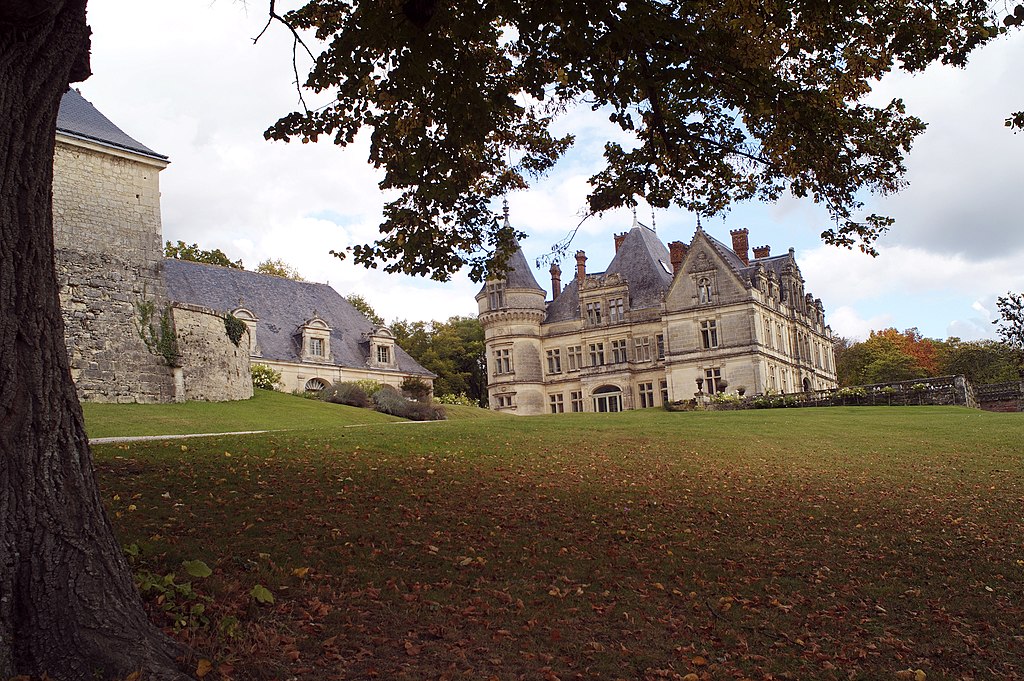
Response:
[[89, 430, 274, 445]]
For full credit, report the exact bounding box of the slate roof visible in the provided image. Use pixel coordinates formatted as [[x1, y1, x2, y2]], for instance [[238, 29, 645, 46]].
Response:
[[56, 89, 167, 161], [163, 259, 434, 377], [476, 242, 545, 296]]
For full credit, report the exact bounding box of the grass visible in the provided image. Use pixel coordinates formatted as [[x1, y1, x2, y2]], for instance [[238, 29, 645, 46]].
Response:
[[88, 398, 1024, 680]]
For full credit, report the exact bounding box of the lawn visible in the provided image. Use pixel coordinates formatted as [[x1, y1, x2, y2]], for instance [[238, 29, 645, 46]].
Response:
[[89, 396, 1024, 680]]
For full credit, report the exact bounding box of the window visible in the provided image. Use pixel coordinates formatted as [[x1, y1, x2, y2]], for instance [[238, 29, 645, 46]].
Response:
[[698, 277, 712, 304], [377, 345, 390, 364], [634, 336, 651, 362], [549, 393, 565, 414], [493, 348, 513, 375], [608, 297, 625, 323], [586, 301, 603, 325], [659, 379, 669, 405], [589, 342, 605, 367], [611, 339, 628, 364], [704, 367, 722, 394], [567, 345, 583, 371], [310, 337, 324, 356], [495, 394, 514, 409], [546, 348, 562, 374], [592, 385, 622, 412], [304, 377, 329, 393], [487, 282, 505, 310], [700, 320, 719, 349], [769, 364, 777, 391], [656, 334, 665, 360], [570, 390, 584, 412], [638, 382, 655, 408]]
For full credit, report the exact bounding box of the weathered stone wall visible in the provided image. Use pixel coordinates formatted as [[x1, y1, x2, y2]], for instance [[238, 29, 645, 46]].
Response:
[[172, 304, 253, 402], [52, 138, 176, 403]]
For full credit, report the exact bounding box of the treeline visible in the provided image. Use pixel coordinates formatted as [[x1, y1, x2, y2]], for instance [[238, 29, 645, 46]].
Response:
[[390, 317, 487, 406], [835, 328, 1022, 387]]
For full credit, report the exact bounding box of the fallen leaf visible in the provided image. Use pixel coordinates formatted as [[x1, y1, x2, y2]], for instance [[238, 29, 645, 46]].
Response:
[[196, 658, 213, 678]]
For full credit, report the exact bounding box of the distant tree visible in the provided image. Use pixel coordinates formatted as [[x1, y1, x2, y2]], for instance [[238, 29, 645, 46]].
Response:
[[392, 316, 486, 404], [347, 294, 385, 326], [255, 257, 304, 280], [164, 240, 243, 269], [993, 292, 1024, 350], [937, 338, 1023, 384], [837, 328, 938, 385]]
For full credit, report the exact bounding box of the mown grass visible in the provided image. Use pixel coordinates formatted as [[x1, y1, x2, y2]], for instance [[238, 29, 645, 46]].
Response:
[[89, 401, 1024, 680]]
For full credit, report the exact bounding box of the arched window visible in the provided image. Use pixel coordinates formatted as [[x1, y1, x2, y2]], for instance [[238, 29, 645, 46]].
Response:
[[305, 377, 330, 393], [698, 277, 712, 304], [592, 385, 623, 413], [802, 377, 812, 393]]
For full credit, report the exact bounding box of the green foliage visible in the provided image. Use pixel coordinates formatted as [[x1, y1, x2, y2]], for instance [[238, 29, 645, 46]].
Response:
[[250, 584, 275, 605], [372, 384, 445, 421], [136, 297, 181, 367], [250, 364, 282, 391], [255, 258, 304, 280], [346, 294, 385, 326], [134, 564, 212, 632], [164, 240, 243, 269], [321, 382, 370, 408], [436, 392, 478, 406], [994, 292, 1024, 350], [401, 376, 433, 402], [351, 379, 385, 397], [392, 316, 486, 405], [223, 313, 247, 347], [266, 1, 1005, 279], [938, 338, 1022, 384]]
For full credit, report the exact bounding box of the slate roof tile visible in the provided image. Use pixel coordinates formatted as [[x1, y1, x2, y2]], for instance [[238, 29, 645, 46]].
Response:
[[56, 89, 167, 160]]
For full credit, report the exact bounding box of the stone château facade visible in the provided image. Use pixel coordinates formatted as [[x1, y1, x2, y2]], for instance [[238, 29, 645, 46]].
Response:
[[476, 219, 838, 415]]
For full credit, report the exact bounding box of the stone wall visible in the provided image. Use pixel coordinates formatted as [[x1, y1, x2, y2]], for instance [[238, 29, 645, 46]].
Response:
[[52, 138, 176, 403], [172, 304, 253, 402]]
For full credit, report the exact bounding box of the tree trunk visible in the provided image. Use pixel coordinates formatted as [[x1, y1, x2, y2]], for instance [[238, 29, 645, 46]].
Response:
[[0, 2, 190, 678]]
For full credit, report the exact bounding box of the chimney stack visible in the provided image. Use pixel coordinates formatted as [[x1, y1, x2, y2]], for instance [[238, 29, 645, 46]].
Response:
[[550, 262, 562, 300], [668, 241, 688, 274], [575, 250, 587, 281], [752, 245, 771, 259], [613, 232, 627, 252], [730, 228, 750, 265]]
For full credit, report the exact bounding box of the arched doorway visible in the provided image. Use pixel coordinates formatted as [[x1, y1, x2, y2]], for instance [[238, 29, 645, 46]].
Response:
[[802, 377, 811, 393], [592, 385, 623, 413]]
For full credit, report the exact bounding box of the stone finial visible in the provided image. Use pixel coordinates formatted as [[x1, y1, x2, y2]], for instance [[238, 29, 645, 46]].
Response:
[[550, 262, 562, 300], [575, 250, 587, 281], [730, 228, 750, 265]]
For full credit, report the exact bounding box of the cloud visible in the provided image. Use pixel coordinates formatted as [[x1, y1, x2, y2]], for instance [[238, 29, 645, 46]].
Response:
[[828, 307, 895, 341]]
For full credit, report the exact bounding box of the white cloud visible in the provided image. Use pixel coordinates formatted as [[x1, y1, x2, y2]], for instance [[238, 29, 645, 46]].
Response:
[[828, 307, 895, 341]]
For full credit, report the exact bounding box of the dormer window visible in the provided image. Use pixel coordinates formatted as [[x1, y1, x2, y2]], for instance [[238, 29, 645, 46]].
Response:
[[299, 316, 332, 363], [366, 326, 398, 369], [698, 277, 713, 304], [487, 282, 506, 310]]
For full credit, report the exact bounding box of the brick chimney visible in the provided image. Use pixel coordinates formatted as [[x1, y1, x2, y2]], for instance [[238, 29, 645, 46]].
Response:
[[550, 262, 562, 300], [575, 250, 587, 281], [668, 241, 688, 274], [752, 245, 771, 259], [730, 228, 750, 265], [613, 232, 627, 252]]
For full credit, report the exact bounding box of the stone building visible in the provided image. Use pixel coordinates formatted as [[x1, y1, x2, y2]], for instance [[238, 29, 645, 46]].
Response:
[[164, 259, 436, 393], [476, 219, 838, 415]]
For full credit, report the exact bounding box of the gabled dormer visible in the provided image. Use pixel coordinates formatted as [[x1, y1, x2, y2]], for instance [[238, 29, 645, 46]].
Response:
[[664, 230, 749, 311], [365, 326, 398, 369], [299, 314, 332, 363]]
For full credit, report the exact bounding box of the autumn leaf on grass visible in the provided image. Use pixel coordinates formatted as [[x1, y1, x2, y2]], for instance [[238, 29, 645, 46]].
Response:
[[404, 640, 422, 656], [183, 559, 212, 578], [251, 584, 274, 604], [896, 670, 926, 681], [292, 566, 310, 578], [195, 659, 213, 678]]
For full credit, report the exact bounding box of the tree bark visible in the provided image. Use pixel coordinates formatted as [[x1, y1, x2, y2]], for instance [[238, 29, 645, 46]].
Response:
[[0, 2, 191, 678]]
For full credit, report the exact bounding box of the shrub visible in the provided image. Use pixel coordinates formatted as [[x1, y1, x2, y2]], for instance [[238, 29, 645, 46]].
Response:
[[372, 385, 408, 416], [223, 313, 247, 347], [250, 364, 281, 391], [401, 376, 433, 402], [322, 382, 370, 408], [436, 393, 478, 406], [352, 379, 384, 397], [406, 401, 447, 421]]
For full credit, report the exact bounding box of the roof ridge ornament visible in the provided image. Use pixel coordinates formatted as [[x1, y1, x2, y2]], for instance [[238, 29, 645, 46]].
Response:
[[502, 197, 510, 228], [696, 213, 703, 232]]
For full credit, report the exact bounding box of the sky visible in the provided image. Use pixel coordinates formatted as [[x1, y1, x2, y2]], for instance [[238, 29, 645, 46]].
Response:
[[79, 0, 1024, 341]]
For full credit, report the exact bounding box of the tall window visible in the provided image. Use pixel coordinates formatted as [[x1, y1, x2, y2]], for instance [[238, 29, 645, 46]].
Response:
[[570, 390, 583, 413], [704, 367, 722, 394], [549, 393, 565, 414], [310, 337, 324, 356], [493, 347, 512, 375], [634, 336, 651, 362], [638, 382, 655, 408], [659, 379, 669, 405], [769, 364, 777, 391], [656, 334, 666, 360], [487, 282, 505, 310], [567, 345, 583, 371], [589, 342, 605, 367], [546, 348, 562, 374], [700, 320, 719, 349], [608, 297, 625, 323], [611, 339, 628, 363], [376, 345, 390, 364], [586, 301, 603, 325], [698, 277, 712, 304]]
